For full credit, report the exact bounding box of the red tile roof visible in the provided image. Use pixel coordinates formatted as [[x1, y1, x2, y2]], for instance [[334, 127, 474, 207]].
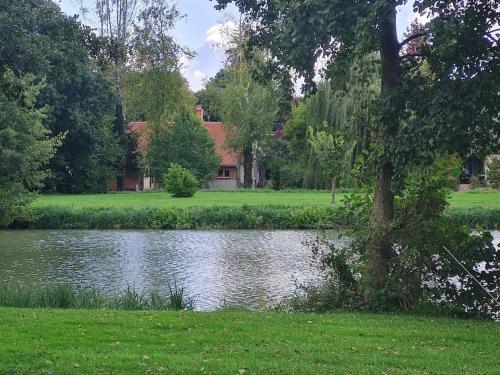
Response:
[[126, 120, 239, 167], [202, 122, 239, 166]]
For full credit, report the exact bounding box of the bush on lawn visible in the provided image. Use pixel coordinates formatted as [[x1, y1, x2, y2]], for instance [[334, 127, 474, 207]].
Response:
[[163, 163, 199, 198]]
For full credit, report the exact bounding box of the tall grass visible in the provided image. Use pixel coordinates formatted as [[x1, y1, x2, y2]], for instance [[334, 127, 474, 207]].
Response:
[[0, 282, 194, 311]]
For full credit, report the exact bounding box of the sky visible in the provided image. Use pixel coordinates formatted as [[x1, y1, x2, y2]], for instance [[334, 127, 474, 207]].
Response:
[[55, 0, 420, 92]]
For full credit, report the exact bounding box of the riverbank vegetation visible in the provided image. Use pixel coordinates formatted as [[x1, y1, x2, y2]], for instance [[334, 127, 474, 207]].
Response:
[[11, 204, 500, 230], [0, 307, 498, 374], [16, 190, 500, 229], [0, 283, 192, 311]]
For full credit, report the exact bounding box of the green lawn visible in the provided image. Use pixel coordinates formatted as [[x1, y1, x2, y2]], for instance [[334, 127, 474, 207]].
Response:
[[33, 190, 344, 209], [0, 308, 498, 374], [32, 189, 500, 209]]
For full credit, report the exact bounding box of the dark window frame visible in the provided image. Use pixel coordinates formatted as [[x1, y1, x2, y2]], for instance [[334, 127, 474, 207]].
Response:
[[217, 168, 230, 179]]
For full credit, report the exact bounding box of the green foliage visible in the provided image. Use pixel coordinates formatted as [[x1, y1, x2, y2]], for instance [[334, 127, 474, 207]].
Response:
[[18, 204, 341, 230], [163, 164, 199, 198], [487, 158, 500, 189], [216, 0, 499, 294], [308, 126, 348, 198], [194, 69, 228, 122], [219, 64, 279, 186], [147, 112, 219, 182], [293, 156, 500, 317], [16, 202, 500, 231], [0, 0, 125, 194], [124, 70, 194, 125], [0, 69, 59, 227], [0, 282, 193, 311], [130, 0, 184, 71], [284, 64, 379, 190], [124, 0, 192, 126]]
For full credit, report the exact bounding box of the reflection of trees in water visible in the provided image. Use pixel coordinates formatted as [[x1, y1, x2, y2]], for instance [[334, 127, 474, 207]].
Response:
[[0, 230, 334, 309]]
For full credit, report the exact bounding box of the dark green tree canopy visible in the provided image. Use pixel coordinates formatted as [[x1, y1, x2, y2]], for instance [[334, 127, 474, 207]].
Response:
[[147, 112, 220, 183], [0, 0, 125, 193], [0, 69, 59, 226]]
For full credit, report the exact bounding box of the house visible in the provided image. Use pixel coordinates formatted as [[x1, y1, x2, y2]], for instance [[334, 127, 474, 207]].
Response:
[[107, 121, 157, 191], [109, 106, 243, 191], [195, 106, 243, 189], [460, 154, 500, 186]]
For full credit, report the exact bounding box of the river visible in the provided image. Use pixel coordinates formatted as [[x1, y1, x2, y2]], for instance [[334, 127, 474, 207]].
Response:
[[0, 230, 498, 310]]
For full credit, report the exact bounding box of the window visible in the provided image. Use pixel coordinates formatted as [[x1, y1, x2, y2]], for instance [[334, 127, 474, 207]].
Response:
[[218, 169, 230, 179]]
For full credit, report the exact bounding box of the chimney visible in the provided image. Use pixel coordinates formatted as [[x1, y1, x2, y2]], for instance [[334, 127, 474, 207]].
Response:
[[195, 105, 204, 121]]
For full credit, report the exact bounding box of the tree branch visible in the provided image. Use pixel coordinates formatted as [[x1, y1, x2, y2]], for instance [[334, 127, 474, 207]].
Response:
[[398, 32, 427, 50]]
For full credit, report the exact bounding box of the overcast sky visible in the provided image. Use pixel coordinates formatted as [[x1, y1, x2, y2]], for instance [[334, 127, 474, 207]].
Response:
[[54, 0, 419, 92]]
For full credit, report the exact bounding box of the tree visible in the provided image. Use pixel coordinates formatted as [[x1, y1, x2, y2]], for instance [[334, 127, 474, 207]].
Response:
[[284, 58, 379, 191], [123, 0, 193, 125], [219, 64, 278, 188], [214, 0, 499, 287], [0, 69, 59, 226], [146, 112, 219, 183], [487, 158, 500, 190], [0, 0, 125, 193], [194, 69, 229, 122], [124, 70, 194, 125], [308, 127, 347, 203]]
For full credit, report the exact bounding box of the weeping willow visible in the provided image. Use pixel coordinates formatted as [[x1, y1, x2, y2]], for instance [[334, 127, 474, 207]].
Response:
[[289, 53, 381, 189]]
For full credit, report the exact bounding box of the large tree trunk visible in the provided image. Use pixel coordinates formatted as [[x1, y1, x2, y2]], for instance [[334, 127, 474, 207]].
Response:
[[368, 4, 401, 287]]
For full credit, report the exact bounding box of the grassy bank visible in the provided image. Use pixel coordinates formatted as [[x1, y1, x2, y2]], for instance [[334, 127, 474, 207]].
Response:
[[0, 308, 498, 374], [5, 190, 497, 229], [16, 205, 342, 229], [11, 205, 500, 229]]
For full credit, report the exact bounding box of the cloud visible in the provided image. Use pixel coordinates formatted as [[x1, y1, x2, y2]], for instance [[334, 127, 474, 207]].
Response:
[[204, 21, 237, 52], [180, 22, 238, 92], [179, 53, 207, 92]]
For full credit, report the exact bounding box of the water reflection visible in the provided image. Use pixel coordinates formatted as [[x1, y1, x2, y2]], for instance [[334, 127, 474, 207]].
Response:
[[1, 230, 498, 311], [0, 230, 324, 310]]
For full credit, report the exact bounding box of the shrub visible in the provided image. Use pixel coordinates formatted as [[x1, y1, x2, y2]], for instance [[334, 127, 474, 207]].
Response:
[[288, 155, 500, 318], [487, 157, 500, 189], [163, 163, 199, 198]]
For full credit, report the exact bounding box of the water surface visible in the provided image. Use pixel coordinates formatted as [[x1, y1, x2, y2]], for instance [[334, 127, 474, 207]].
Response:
[[1, 230, 498, 311], [0, 230, 325, 310]]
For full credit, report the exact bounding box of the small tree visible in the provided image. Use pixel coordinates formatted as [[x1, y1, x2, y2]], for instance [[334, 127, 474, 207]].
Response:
[[487, 158, 500, 189], [308, 126, 347, 203], [163, 163, 198, 198]]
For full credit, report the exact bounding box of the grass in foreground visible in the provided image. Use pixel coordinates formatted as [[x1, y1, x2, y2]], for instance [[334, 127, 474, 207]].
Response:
[[0, 308, 498, 374], [33, 189, 500, 210]]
